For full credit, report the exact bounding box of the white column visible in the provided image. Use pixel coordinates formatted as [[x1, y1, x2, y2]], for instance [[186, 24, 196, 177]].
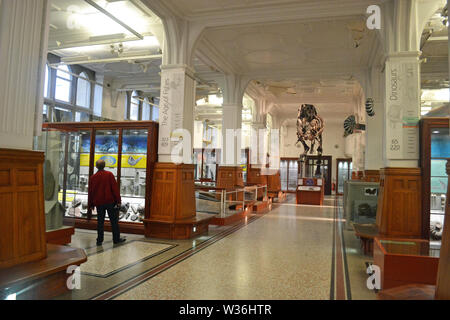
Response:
[[0, 0, 50, 150], [383, 52, 421, 168], [221, 103, 242, 166], [250, 121, 266, 168], [158, 64, 196, 163], [364, 67, 385, 170]]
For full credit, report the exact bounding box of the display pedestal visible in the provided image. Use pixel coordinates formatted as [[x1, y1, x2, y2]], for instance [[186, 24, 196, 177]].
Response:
[[0, 149, 87, 299], [374, 237, 439, 290], [46, 227, 75, 245], [296, 178, 324, 205], [217, 166, 244, 190], [0, 149, 47, 269], [144, 163, 213, 239], [376, 168, 422, 238]]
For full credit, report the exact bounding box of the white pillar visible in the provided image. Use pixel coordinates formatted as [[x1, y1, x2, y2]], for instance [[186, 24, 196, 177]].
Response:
[[158, 65, 196, 163], [221, 104, 242, 166], [250, 121, 266, 168], [0, 0, 50, 150], [383, 52, 421, 168], [364, 67, 385, 171]]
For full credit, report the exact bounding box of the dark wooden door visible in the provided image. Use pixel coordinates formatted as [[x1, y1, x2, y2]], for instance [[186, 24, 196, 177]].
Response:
[[305, 155, 332, 195]]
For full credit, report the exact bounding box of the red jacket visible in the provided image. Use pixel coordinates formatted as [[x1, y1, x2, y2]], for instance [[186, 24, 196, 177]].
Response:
[[88, 170, 121, 208]]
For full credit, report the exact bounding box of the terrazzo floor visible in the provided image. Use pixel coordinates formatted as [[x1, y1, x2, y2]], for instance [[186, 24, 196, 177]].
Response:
[[56, 195, 376, 300]]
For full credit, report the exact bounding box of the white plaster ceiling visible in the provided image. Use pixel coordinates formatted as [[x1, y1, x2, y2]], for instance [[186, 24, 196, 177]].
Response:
[[200, 18, 375, 77], [48, 0, 164, 82]]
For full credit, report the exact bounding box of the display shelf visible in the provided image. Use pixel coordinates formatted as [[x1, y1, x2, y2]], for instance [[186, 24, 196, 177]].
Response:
[[42, 121, 158, 235]]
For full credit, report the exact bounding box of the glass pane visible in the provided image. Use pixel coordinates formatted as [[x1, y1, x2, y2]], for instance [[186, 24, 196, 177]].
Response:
[[35, 130, 74, 230], [241, 149, 248, 183], [55, 78, 71, 102], [430, 128, 449, 246], [53, 107, 73, 122], [142, 100, 150, 120], [43, 104, 49, 123], [204, 149, 218, 181], [193, 150, 202, 180], [280, 160, 288, 191], [288, 160, 298, 191], [57, 65, 71, 80], [152, 106, 159, 121], [130, 91, 139, 120], [76, 73, 91, 108], [64, 131, 91, 220], [44, 65, 49, 98], [93, 84, 103, 116], [75, 112, 90, 122], [120, 129, 148, 223]]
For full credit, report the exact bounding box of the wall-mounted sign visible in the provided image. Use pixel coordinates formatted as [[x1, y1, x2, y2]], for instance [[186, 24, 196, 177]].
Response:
[[385, 57, 420, 160]]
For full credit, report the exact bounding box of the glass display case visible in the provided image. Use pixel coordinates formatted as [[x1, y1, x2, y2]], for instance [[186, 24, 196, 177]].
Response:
[[421, 118, 449, 245], [304, 155, 332, 195], [343, 180, 380, 230], [193, 148, 221, 182], [336, 158, 352, 195], [41, 121, 158, 234], [279, 158, 298, 192]]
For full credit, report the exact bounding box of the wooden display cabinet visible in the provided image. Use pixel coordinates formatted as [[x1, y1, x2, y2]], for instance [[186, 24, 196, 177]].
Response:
[[296, 177, 325, 205], [42, 121, 159, 235]]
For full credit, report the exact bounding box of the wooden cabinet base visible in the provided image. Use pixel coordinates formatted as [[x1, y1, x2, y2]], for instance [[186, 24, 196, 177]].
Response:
[[377, 284, 436, 300], [144, 213, 214, 240], [217, 166, 244, 190], [0, 244, 87, 300], [374, 238, 439, 291], [210, 210, 249, 226], [46, 227, 75, 245], [296, 190, 324, 205]]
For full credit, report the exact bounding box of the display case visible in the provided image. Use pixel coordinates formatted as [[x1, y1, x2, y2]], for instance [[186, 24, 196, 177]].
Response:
[[336, 158, 352, 195], [304, 155, 332, 195], [420, 117, 449, 244], [41, 121, 158, 234], [343, 180, 380, 230]]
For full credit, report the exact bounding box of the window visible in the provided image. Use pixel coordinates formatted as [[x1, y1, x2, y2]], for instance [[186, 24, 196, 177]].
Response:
[[44, 64, 50, 98], [76, 72, 91, 108], [130, 91, 140, 121], [142, 98, 151, 120], [152, 105, 159, 122], [55, 65, 72, 102], [93, 84, 103, 116]]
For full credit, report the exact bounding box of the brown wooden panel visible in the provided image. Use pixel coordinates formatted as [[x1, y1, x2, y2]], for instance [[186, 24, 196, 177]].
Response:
[[0, 170, 11, 186], [376, 168, 422, 238], [16, 169, 37, 186], [0, 149, 47, 270], [0, 193, 14, 262], [17, 191, 43, 258]]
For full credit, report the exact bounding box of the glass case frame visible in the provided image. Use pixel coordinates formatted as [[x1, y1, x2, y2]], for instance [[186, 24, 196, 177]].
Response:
[[420, 117, 449, 241], [42, 121, 159, 234]]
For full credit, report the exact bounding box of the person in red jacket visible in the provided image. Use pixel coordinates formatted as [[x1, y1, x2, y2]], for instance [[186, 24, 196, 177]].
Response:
[[88, 159, 126, 245]]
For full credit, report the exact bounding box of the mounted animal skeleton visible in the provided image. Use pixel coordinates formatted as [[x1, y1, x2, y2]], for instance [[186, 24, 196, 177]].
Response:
[[296, 104, 325, 175]]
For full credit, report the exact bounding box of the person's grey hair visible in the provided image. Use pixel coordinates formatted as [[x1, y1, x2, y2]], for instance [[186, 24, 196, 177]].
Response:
[[96, 159, 106, 170]]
